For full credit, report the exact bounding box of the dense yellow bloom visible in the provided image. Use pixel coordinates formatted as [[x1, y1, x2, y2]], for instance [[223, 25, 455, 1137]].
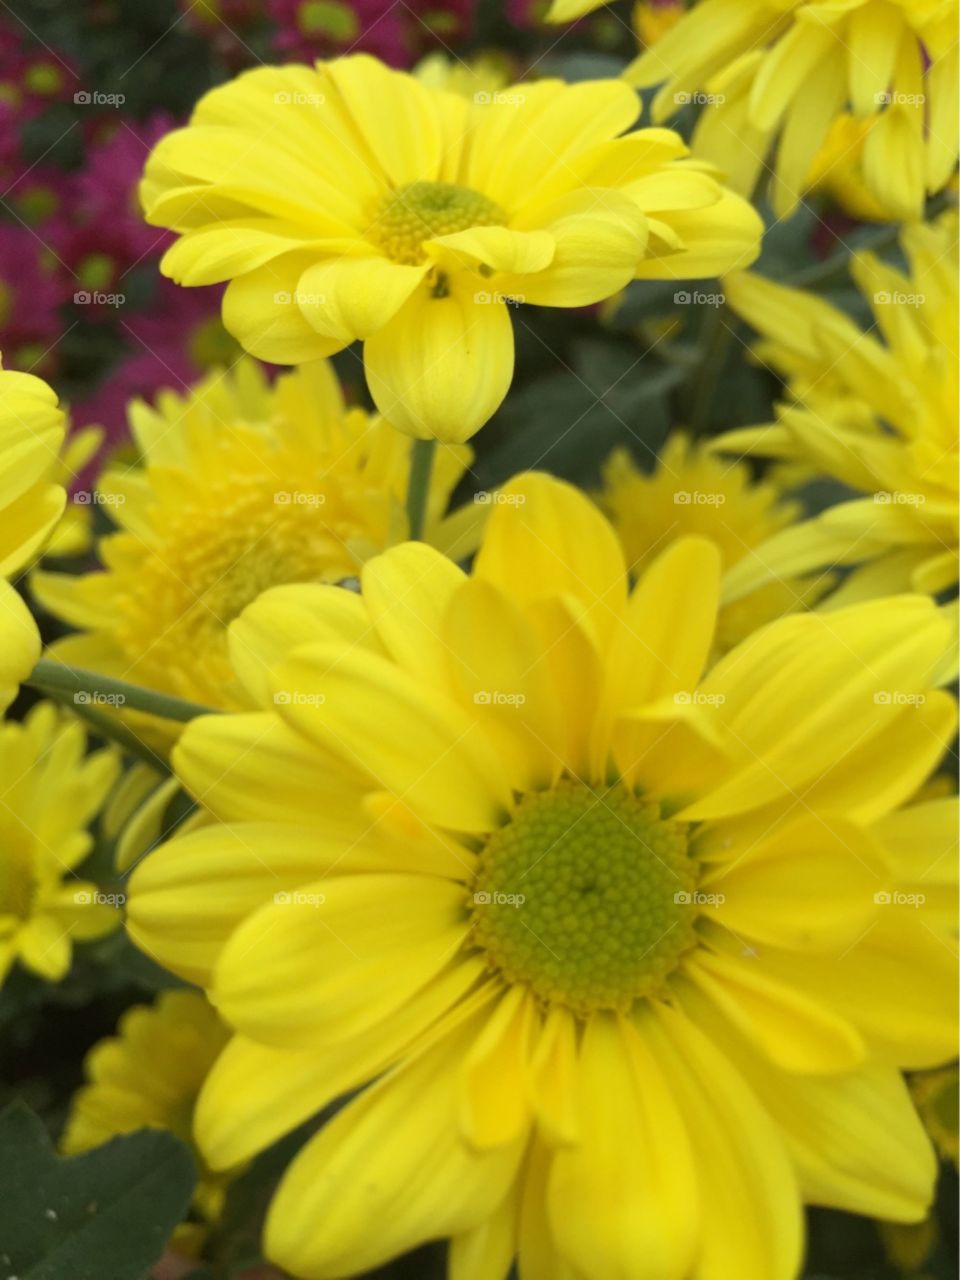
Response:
[[62, 989, 234, 1254], [716, 212, 958, 606], [0, 702, 119, 985], [34, 358, 480, 719], [0, 366, 66, 707], [128, 473, 956, 1280], [141, 54, 762, 442], [549, 0, 958, 220], [598, 433, 830, 650]]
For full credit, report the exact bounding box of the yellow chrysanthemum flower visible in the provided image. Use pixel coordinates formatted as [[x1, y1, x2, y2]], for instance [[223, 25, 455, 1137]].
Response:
[[0, 702, 119, 985], [0, 365, 67, 707], [140, 53, 762, 442], [598, 433, 831, 650], [715, 212, 958, 606], [548, 0, 958, 220], [34, 358, 481, 719], [127, 473, 957, 1280], [62, 988, 234, 1256]]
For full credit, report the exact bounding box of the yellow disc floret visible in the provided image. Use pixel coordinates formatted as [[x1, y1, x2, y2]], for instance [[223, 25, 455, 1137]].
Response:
[[470, 780, 698, 1016], [369, 181, 507, 265]]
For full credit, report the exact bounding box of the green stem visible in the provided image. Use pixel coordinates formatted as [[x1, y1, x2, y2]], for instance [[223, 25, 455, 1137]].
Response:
[[27, 659, 219, 724], [686, 303, 735, 435], [406, 438, 437, 541]]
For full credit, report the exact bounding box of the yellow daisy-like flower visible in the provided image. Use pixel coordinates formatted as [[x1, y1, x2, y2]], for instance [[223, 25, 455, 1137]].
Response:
[[140, 53, 762, 442], [598, 433, 830, 650], [0, 702, 119, 986], [549, 0, 958, 220], [62, 988, 234, 1255], [0, 365, 67, 708], [33, 358, 480, 719], [715, 212, 958, 606], [127, 473, 957, 1280]]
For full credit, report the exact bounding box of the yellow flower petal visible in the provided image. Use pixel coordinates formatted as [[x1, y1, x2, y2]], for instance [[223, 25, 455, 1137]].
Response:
[[222, 254, 345, 363], [0, 582, 40, 711], [645, 1001, 803, 1280], [683, 949, 866, 1075], [365, 274, 514, 442], [269, 641, 512, 830], [213, 873, 470, 1048], [548, 1012, 698, 1280], [264, 1007, 526, 1279], [700, 813, 893, 952], [362, 541, 466, 687], [297, 255, 428, 342]]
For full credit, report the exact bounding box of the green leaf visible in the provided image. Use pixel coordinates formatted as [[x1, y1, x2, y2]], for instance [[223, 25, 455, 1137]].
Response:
[[0, 1102, 195, 1280]]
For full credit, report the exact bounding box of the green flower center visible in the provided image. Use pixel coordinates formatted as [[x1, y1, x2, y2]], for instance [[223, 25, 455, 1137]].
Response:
[[369, 181, 506, 266], [469, 781, 699, 1017]]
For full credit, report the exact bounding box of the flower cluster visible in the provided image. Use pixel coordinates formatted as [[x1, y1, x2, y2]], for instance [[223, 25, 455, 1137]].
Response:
[[0, 9, 956, 1280]]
